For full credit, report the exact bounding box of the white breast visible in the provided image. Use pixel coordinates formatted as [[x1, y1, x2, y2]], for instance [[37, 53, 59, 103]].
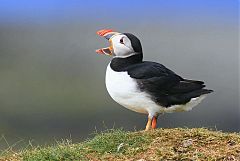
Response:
[[105, 63, 206, 117], [105, 64, 151, 114]]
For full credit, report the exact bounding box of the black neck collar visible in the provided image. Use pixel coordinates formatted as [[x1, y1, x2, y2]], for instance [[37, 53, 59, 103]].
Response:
[[110, 53, 143, 72]]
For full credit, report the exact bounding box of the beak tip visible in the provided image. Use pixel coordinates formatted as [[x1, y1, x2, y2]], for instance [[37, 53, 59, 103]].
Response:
[[96, 29, 114, 36], [95, 49, 102, 54], [96, 49, 107, 55]]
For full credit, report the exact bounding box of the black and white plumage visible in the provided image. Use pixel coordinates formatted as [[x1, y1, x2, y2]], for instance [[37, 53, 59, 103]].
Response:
[[96, 29, 213, 130]]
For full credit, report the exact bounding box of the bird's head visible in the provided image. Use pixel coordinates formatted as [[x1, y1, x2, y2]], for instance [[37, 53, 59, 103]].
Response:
[[96, 29, 142, 58]]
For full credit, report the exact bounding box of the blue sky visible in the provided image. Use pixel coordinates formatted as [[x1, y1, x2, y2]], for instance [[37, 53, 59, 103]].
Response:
[[0, 0, 238, 24]]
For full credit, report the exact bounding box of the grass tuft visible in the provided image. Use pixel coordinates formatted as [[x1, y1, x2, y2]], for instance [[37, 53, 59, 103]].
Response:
[[0, 128, 239, 161], [85, 129, 151, 156]]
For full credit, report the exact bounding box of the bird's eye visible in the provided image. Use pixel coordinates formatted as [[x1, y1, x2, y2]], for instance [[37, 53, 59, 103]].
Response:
[[120, 37, 124, 44]]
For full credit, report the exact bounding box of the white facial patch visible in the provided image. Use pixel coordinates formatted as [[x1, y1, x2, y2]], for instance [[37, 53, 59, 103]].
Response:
[[110, 35, 134, 57]]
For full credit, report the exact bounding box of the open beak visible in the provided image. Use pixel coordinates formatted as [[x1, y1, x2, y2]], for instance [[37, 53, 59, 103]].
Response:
[[96, 29, 120, 56]]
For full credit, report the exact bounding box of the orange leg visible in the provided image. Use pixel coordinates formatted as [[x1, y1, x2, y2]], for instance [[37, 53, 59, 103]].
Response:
[[145, 117, 152, 131], [151, 116, 157, 129]]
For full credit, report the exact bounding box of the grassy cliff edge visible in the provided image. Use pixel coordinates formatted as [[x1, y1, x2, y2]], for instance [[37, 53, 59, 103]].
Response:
[[1, 128, 240, 161]]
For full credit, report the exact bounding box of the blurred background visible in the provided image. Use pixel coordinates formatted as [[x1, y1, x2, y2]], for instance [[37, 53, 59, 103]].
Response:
[[0, 0, 239, 150]]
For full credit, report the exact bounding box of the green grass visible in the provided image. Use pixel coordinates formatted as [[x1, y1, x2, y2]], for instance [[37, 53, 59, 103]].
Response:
[[1, 128, 240, 161]]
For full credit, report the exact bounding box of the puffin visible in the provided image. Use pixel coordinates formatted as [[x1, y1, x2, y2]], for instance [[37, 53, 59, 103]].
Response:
[[96, 29, 213, 131]]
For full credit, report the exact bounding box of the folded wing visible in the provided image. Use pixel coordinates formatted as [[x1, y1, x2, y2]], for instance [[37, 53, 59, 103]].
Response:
[[126, 61, 213, 107]]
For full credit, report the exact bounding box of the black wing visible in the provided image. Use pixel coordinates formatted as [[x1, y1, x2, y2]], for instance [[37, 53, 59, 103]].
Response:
[[126, 61, 213, 107]]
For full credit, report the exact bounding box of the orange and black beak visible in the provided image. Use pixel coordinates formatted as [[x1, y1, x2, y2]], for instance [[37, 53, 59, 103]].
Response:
[[96, 29, 120, 56]]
